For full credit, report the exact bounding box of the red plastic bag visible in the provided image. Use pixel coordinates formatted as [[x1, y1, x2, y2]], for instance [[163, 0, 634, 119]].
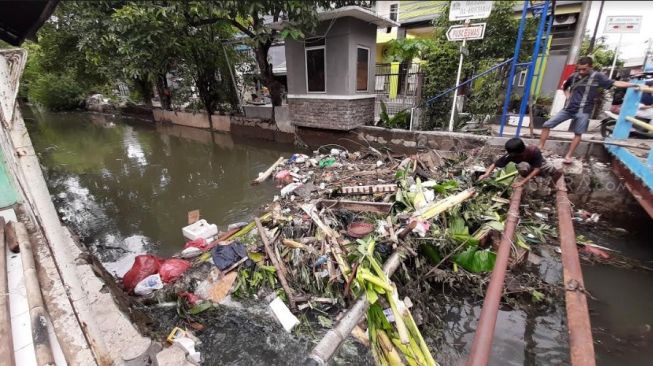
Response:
[[184, 237, 209, 251], [159, 259, 191, 283], [123, 255, 163, 292], [179, 291, 200, 305]]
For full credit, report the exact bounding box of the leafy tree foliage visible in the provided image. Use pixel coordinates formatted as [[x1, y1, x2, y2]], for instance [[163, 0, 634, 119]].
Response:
[[418, 1, 536, 130], [581, 35, 623, 70]]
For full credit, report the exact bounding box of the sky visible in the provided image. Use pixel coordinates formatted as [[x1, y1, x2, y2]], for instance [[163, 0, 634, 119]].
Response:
[[585, 1, 653, 61]]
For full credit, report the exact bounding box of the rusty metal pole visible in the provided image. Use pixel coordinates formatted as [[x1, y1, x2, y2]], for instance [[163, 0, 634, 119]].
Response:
[[555, 175, 596, 366], [466, 186, 523, 366]]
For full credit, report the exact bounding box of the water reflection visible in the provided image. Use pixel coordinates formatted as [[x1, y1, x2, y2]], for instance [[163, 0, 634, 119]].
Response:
[[25, 109, 298, 266]]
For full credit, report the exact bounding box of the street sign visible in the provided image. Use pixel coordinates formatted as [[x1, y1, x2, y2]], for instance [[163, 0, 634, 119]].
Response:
[[449, 1, 493, 21], [446, 23, 486, 41], [604, 15, 642, 33]]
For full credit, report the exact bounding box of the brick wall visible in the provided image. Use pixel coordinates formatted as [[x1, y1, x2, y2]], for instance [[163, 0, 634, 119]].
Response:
[[289, 97, 375, 130]]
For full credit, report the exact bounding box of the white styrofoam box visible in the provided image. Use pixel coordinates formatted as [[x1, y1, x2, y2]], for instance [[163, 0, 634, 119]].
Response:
[[182, 219, 218, 241], [269, 297, 299, 333]]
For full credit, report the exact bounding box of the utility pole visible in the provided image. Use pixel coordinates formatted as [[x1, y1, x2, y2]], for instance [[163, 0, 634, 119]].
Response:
[[608, 33, 623, 79], [551, 0, 592, 114], [588, 0, 604, 53]]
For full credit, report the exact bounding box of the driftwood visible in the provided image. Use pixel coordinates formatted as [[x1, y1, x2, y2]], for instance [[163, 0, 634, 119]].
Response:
[[254, 218, 297, 310], [252, 157, 285, 184]]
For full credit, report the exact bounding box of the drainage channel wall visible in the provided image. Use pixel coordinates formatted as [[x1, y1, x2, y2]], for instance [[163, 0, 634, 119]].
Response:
[[143, 108, 642, 220]]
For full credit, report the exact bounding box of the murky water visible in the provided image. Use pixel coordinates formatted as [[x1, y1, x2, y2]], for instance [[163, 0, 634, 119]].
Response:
[[24, 108, 653, 365], [24, 108, 299, 274]]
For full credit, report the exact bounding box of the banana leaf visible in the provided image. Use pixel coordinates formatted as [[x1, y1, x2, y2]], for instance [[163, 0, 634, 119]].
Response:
[[453, 246, 496, 273]]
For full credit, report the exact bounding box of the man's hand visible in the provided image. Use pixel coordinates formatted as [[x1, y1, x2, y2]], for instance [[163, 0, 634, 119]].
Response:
[[512, 180, 525, 188]]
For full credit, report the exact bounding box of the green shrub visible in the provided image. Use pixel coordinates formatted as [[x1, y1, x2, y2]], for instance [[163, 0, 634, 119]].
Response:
[[378, 100, 411, 129], [28, 72, 84, 111]]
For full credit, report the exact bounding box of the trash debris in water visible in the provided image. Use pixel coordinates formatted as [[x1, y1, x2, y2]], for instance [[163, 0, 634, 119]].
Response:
[[118, 146, 571, 365]]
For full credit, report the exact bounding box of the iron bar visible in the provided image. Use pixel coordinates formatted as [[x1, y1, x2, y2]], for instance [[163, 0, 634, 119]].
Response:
[[499, 1, 530, 136], [516, 0, 551, 137], [555, 175, 596, 366], [425, 57, 514, 106], [465, 186, 523, 366]]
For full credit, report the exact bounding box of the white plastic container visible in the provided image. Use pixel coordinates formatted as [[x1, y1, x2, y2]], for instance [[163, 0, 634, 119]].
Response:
[[269, 297, 299, 332], [182, 219, 218, 241]]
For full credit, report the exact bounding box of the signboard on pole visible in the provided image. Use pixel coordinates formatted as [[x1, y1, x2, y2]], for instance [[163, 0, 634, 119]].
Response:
[[604, 16, 642, 33], [449, 1, 493, 21], [446, 23, 486, 41]]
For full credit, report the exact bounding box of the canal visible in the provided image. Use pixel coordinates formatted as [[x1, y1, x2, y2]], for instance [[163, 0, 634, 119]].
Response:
[[24, 109, 653, 365]]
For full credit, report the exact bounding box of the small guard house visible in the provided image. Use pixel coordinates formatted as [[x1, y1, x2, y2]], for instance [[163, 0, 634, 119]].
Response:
[[276, 6, 398, 130]]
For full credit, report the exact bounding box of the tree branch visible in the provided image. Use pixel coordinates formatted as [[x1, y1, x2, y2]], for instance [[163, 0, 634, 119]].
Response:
[[190, 17, 256, 39]]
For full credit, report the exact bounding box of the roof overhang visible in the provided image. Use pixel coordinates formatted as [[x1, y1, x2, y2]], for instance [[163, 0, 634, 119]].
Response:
[[270, 6, 399, 30], [0, 0, 60, 46]]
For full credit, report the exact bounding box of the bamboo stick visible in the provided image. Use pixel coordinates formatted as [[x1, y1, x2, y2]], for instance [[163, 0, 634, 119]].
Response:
[[303, 249, 405, 366], [16, 222, 55, 366], [252, 156, 285, 184], [0, 218, 15, 366], [254, 218, 297, 310], [301, 204, 339, 238], [413, 188, 476, 220]]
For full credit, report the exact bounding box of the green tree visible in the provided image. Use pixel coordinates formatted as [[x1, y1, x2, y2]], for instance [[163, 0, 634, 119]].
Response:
[[581, 35, 623, 70], [384, 38, 435, 62]]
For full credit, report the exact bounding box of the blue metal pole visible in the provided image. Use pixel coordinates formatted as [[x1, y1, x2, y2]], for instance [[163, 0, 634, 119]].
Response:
[[516, 1, 550, 137], [532, 8, 554, 102], [499, 1, 530, 136]]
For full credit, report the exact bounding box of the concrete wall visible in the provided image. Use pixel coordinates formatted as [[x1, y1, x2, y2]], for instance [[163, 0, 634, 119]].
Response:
[[243, 105, 273, 120], [540, 54, 566, 97], [285, 38, 306, 95], [348, 19, 377, 94], [152, 109, 230, 132]]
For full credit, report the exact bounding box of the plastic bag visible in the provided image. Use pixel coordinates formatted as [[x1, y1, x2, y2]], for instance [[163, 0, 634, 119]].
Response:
[[184, 237, 209, 250], [123, 255, 163, 292], [134, 274, 164, 295], [159, 259, 191, 283]]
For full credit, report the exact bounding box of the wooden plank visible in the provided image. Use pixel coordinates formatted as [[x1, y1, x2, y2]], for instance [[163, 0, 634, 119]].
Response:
[[318, 200, 393, 214]]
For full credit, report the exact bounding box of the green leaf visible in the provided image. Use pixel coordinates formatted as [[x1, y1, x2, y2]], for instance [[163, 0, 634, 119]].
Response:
[[453, 247, 496, 273], [433, 179, 458, 194], [317, 315, 333, 328], [531, 290, 545, 302], [188, 301, 212, 314]]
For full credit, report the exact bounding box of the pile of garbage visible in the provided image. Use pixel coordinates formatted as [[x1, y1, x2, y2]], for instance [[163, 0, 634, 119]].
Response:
[[121, 145, 560, 365]]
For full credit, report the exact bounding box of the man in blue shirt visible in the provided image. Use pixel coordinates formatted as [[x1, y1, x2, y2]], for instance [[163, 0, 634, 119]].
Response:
[[538, 56, 636, 164]]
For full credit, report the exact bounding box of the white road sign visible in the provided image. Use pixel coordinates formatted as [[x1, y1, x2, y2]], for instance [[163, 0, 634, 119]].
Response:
[[449, 1, 493, 21], [604, 16, 642, 33], [446, 23, 486, 41]]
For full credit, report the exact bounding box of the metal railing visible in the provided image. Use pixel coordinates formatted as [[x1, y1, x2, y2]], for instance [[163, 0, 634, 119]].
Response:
[[374, 63, 423, 115]]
